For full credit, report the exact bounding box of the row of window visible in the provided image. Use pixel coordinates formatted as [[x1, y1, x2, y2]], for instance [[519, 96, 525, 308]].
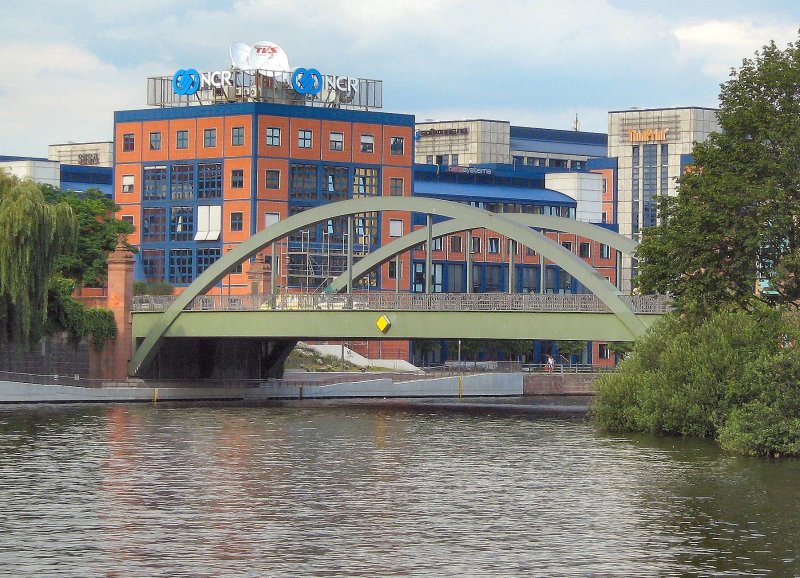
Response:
[[407, 262, 585, 294], [124, 163, 404, 200], [394, 225, 612, 260], [135, 204, 282, 243], [122, 127, 405, 155]]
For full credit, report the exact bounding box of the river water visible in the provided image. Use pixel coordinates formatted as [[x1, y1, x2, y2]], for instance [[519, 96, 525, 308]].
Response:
[[0, 400, 798, 577]]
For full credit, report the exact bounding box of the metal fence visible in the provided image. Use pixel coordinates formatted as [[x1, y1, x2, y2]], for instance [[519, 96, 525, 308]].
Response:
[[132, 293, 672, 315]]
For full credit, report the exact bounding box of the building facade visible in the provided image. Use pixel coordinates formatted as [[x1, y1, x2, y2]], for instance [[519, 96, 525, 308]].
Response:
[[114, 103, 414, 295], [607, 107, 720, 290]]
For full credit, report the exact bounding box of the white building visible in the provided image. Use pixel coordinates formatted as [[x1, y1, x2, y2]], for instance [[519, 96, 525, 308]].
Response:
[[607, 107, 720, 291]]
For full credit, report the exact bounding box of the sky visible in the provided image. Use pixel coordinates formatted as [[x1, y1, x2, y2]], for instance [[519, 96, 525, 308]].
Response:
[[2, 0, 800, 157]]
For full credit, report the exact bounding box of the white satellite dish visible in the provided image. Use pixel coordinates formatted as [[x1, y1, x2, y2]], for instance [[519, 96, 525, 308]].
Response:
[[230, 42, 252, 70]]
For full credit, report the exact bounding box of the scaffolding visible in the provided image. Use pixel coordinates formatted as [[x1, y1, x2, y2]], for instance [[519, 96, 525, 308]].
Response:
[[278, 230, 373, 293]]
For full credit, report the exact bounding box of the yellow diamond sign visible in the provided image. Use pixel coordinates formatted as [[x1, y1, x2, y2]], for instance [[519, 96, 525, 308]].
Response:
[[376, 315, 391, 333]]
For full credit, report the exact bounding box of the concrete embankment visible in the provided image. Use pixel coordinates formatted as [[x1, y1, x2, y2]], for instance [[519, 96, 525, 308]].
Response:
[[0, 372, 523, 404]]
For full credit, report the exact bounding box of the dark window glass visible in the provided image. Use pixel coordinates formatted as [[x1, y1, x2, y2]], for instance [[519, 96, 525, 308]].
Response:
[[176, 130, 188, 149], [197, 248, 221, 274], [389, 177, 403, 196], [298, 129, 312, 149], [122, 133, 135, 152], [170, 164, 193, 199], [142, 207, 166, 242], [142, 166, 167, 200], [579, 242, 590, 258], [203, 128, 217, 148], [149, 132, 161, 151], [170, 206, 194, 241], [142, 249, 165, 282], [231, 169, 244, 189], [322, 166, 348, 202], [329, 132, 344, 151], [390, 136, 404, 155], [230, 212, 243, 232], [266, 127, 281, 146], [231, 126, 245, 146], [290, 165, 318, 201], [169, 248, 193, 284], [265, 169, 280, 190], [198, 162, 222, 198]]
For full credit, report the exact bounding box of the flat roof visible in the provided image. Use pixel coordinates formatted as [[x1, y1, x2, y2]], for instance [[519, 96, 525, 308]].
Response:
[[414, 181, 576, 206], [116, 101, 415, 126], [608, 106, 718, 113]]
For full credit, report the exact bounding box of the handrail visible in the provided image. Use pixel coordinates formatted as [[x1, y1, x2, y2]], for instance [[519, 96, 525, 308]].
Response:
[[132, 292, 672, 315]]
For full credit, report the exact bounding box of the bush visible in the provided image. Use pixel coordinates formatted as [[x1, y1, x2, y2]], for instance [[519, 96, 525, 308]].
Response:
[[592, 305, 800, 456], [133, 280, 174, 296]]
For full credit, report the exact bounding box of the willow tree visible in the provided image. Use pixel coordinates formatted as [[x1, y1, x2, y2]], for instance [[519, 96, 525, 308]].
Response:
[[0, 173, 77, 344]]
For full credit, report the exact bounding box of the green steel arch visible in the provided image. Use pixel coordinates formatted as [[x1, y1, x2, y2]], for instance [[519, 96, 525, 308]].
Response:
[[326, 213, 638, 293], [129, 197, 644, 376]]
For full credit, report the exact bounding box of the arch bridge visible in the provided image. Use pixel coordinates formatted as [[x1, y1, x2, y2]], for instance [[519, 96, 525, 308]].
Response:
[[129, 197, 665, 379]]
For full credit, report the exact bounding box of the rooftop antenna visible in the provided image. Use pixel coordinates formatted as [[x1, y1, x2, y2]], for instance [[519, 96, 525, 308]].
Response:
[[573, 111, 580, 132]]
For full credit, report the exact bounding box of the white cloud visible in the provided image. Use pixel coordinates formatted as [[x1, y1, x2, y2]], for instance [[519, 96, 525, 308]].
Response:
[[673, 19, 798, 76]]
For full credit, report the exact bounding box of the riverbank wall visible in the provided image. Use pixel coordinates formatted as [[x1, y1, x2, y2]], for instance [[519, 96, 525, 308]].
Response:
[[523, 373, 601, 395], [0, 372, 523, 404]]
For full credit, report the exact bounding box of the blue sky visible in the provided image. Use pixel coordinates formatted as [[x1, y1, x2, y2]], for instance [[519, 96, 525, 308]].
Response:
[[2, 0, 799, 156]]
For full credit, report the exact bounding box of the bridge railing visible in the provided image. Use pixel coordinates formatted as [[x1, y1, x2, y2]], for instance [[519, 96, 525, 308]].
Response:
[[132, 293, 672, 314]]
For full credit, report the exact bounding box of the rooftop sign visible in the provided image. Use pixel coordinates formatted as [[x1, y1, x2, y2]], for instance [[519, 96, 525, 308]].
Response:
[[148, 41, 382, 110], [628, 128, 669, 142]]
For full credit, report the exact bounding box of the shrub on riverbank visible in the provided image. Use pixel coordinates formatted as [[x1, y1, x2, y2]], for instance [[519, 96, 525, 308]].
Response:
[[592, 306, 800, 457]]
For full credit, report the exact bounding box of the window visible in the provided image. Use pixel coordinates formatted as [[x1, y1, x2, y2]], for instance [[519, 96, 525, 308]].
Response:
[[122, 133, 135, 152], [353, 168, 378, 197], [194, 205, 221, 241], [390, 136, 404, 155], [429, 237, 442, 252], [323, 166, 348, 201], [176, 130, 188, 149], [426, 155, 434, 164], [231, 169, 244, 189], [264, 212, 280, 228], [329, 132, 344, 151], [602, 211, 608, 223], [265, 169, 280, 190], [549, 158, 568, 168], [600, 244, 611, 259], [231, 126, 244, 146], [451, 154, 459, 166], [170, 164, 193, 199], [149, 132, 161, 151], [298, 129, 312, 149], [203, 128, 217, 148], [360, 134, 374, 153], [197, 248, 221, 275], [598, 343, 610, 360], [290, 164, 318, 201], [198, 162, 222, 198], [561, 241, 572, 252], [169, 248, 193, 284], [142, 207, 166, 242], [389, 219, 404, 237], [230, 212, 243, 232], [471, 236, 481, 254], [389, 177, 404, 196], [121, 175, 134, 193], [488, 237, 500, 254], [170, 206, 194, 241], [388, 260, 399, 279], [579, 242, 591, 258], [450, 236, 462, 253], [143, 166, 167, 200], [266, 127, 281, 146], [142, 249, 165, 281], [121, 215, 134, 227]]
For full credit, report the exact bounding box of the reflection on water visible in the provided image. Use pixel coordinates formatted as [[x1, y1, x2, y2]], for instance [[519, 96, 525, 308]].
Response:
[[0, 402, 798, 577]]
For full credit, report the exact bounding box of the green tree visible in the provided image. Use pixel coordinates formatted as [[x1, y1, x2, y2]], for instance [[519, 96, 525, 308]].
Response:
[[0, 174, 77, 344], [636, 35, 800, 314], [555, 340, 585, 363], [42, 187, 134, 287]]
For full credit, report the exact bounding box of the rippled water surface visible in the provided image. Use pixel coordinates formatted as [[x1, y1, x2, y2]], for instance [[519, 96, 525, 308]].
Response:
[[0, 401, 798, 577]]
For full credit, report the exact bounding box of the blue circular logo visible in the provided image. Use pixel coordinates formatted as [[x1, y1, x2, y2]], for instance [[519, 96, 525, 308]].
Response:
[[291, 68, 323, 95], [173, 69, 201, 96]]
